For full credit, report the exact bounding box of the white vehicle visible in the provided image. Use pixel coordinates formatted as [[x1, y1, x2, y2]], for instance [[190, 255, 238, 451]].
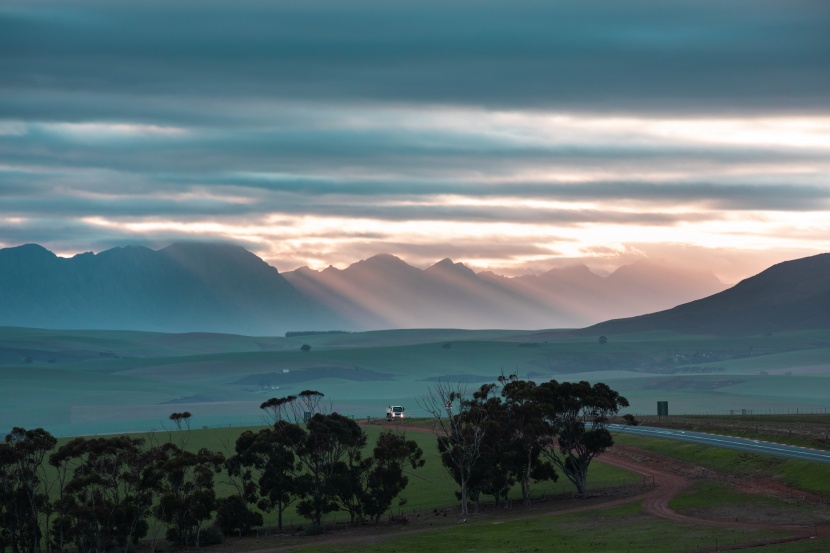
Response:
[[386, 405, 405, 420]]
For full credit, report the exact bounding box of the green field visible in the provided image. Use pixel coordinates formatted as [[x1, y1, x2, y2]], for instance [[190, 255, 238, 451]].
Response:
[[31, 421, 830, 553], [291, 502, 790, 553], [2, 326, 829, 436], [83, 424, 641, 525]]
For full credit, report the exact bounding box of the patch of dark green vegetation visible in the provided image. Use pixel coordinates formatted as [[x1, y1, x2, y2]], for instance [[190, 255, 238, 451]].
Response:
[[531, 347, 777, 374], [419, 374, 494, 383], [285, 330, 352, 337], [0, 346, 122, 365], [162, 394, 215, 404], [644, 377, 745, 391]]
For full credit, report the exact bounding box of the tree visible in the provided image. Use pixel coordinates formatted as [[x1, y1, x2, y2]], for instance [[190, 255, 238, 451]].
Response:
[[168, 412, 192, 431], [462, 383, 512, 510], [499, 375, 557, 506], [227, 423, 304, 532], [328, 430, 424, 526], [151, 443, 224, 547], [259, 390, 326, 426], [297, 390, 326, 420], [294, 413, 366, 526], [0, 427, 56, 553], [419, 382, 486, 516], [168, 412, 193, 448], [49, 436, 154, 553], [362, 432, 424, 524], [538, 380, 629, 497], [260, 396, 298, 425]]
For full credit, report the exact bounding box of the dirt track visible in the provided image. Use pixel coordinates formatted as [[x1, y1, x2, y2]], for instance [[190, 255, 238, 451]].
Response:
[[599, 447, 812, 531], [386, 423, 830, 532]]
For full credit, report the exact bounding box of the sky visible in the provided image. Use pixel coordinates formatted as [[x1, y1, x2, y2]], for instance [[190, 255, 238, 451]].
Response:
[[2, 0, 830, 284]]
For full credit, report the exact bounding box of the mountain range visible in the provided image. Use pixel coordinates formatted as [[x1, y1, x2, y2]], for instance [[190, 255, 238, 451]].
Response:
[[283, 254, 724, 331], [0, 242, 727, 335]]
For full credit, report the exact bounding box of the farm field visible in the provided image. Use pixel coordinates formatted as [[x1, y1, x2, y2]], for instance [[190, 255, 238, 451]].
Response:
[[25, 416, 830, 553], [1, 326, 829, 436], [172, 423, 830, 551]]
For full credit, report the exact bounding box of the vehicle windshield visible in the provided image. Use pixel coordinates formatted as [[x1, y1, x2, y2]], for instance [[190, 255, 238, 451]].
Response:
[[392, 406, 404, 413]]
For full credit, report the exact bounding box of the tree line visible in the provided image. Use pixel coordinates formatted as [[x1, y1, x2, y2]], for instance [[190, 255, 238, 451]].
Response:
[[421, 375, 635, 515], [0, 391, 423, 553], [1, 380, 632, 552]]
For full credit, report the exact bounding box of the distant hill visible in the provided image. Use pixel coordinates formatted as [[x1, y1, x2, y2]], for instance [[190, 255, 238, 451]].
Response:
[[0, 242, 726, 334], [582, 253, 830, 336]]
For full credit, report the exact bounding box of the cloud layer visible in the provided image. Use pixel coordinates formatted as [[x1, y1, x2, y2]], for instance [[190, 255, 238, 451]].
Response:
[[2, 0, 830, 282]]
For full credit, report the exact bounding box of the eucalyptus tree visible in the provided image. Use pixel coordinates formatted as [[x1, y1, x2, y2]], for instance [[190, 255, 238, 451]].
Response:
[[362, 431, 424, 524], [49, 436, 154, 553], [0, 427, 56, 553], [537, 380, 630, 497], [167, 412, 192, 448], [152, 443, 224, 547], [329, 429, 424, 525], [260, 390, 326, 425], [227, 423, 304, 532], [462, 383, 513, 509], [419, 382, 486, 516], [294, 412, 366, 526], [498, 375, 557, 506]]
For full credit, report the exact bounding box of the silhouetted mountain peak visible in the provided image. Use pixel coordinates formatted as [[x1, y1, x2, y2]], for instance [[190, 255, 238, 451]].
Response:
[[0, 242, 334, 335], [426, 258, 478, 278], [159, 241, 280, 277], [0, 243, 57, 262], [346, 254, 417, 275], [360, 253, 407, 264]]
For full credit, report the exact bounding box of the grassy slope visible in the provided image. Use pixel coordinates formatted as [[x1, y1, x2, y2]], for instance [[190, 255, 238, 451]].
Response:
[[614, 434, 830, 496], [43, 425, 830, 553], [294, 503, 788, 553], [2, 326, 829, 435], [45, 424, 640, 529]]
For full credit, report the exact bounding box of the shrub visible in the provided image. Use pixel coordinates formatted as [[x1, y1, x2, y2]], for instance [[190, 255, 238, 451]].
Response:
[[216, 495, 263, 537]]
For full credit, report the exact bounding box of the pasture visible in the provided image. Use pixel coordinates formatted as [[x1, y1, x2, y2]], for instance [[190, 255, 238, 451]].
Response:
[[28, 419, 830, 553], [1, 326, 829, 436]]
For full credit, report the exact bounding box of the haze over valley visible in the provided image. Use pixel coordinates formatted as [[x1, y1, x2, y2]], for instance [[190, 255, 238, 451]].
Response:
[[2, 0, 830, 443], [2, 249, 829, 436]]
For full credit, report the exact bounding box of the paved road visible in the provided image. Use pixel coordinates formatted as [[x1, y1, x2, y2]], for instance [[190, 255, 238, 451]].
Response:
[[610, 424, 830, 464]]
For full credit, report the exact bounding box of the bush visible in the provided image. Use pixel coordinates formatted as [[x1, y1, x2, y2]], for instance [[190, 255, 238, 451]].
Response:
[[216, 495, 263, 537], [303, 523, 325, 536]]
